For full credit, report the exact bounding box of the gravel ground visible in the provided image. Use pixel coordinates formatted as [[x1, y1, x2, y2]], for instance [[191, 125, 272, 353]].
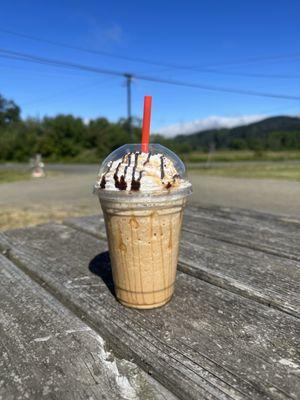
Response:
[[1, 167, 300, 230], [188, 171, 300, 216]]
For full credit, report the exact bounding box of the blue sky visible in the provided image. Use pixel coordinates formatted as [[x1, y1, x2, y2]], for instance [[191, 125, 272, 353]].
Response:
[[0, 0, 300, 134]]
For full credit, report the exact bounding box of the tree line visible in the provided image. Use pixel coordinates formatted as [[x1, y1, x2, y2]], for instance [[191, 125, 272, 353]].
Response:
[[0, 94, 299, 162], [0, 94, 188, 162]]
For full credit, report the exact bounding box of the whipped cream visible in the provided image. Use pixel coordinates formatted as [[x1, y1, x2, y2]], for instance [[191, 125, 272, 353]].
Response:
[[95, 152, 190, 192]]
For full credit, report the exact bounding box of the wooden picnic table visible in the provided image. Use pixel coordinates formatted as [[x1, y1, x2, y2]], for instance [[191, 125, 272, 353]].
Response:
[[0, 204, 299, 400]]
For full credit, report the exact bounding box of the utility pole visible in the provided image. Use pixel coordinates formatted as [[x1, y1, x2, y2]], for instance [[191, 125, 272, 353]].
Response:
[[124, 73, 133, 141]]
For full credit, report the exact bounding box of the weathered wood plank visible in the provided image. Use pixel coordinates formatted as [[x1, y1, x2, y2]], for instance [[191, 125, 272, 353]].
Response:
[[179, 230, 300, 318], [0, 254, 177, 400], [1, 224, 299, 400], [64, 214, 300, 318], [187, 204, 300, 230], [184, 205, 300, 261], [65, 214, 106, 239]]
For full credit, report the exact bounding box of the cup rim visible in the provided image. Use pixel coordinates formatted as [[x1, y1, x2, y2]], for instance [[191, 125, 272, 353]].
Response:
[[94, 183, 192, 203]]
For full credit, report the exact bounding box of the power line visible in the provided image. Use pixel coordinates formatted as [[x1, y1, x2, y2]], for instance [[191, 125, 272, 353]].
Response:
[[0, 48, 300, 101], [203, 54, 300, 68], [1, 27, 300, 79], [191, 68, 300, 80], [136, 74, 300, 101], [0, 59, 103, 79], [21, 76, 115, 108], [0, 49, 124, 77]]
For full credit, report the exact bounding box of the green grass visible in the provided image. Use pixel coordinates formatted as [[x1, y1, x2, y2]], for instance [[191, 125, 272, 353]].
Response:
[[183, 150, 300, 163], [0, 170, 32, 184], [189, 163, 300, 181], [0, 170, 58, 184]]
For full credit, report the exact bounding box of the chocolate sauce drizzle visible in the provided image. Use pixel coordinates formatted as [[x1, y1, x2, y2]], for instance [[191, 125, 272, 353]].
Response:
[[113, 162, 127, 190], [123, 152, 132, 177], [165, 174, 181, 190], [130, 152, 142, 191], [118, 175, 127, 190], [100, 176, 106, 188], [99, 161, 113, 189], [131, 170, 144, 191], [143, 152, 151, 166], [114, 162, 121, 177], [160, 156, 165, 180]]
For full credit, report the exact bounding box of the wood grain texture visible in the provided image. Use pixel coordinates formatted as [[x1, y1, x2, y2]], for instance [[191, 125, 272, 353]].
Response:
[[1, 224, 299, 400], [0, 254, 177, 400], [186, 204, 300, 227], [179, 230, 300, 318], [65, 214, 106, 239], [184, 205, 300, 262], [65, 213, 300, 318]]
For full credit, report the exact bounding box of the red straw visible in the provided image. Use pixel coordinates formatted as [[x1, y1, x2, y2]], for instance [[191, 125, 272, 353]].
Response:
[[141, 96, 152, 152]]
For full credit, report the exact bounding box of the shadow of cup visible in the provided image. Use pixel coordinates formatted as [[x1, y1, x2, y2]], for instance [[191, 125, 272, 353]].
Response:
[[89, 251, 115, 297]]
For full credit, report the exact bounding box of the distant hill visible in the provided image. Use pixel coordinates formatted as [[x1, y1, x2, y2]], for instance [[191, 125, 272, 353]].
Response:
[[174, 116, 300, 151]]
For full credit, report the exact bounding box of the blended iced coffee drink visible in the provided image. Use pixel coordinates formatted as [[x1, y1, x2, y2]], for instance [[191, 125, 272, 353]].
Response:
[[94, 143, 192, 309]]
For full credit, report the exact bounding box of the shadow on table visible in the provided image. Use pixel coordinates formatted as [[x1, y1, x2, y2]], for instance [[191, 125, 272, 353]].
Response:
[[89, 251, 115, 296]]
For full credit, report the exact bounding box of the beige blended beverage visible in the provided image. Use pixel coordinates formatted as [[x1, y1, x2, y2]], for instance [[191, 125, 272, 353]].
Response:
[[95, 143, 192, 309]]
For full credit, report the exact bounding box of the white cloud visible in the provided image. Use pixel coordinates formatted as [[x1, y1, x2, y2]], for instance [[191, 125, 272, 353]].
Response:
[[157, 114, 267, 137], [104, 23, 123, 43], [86, 22, 123, 49]]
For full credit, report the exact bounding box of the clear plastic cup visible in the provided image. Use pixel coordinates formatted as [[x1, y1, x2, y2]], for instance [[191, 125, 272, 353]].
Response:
[[94, 144, 192, 309]]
